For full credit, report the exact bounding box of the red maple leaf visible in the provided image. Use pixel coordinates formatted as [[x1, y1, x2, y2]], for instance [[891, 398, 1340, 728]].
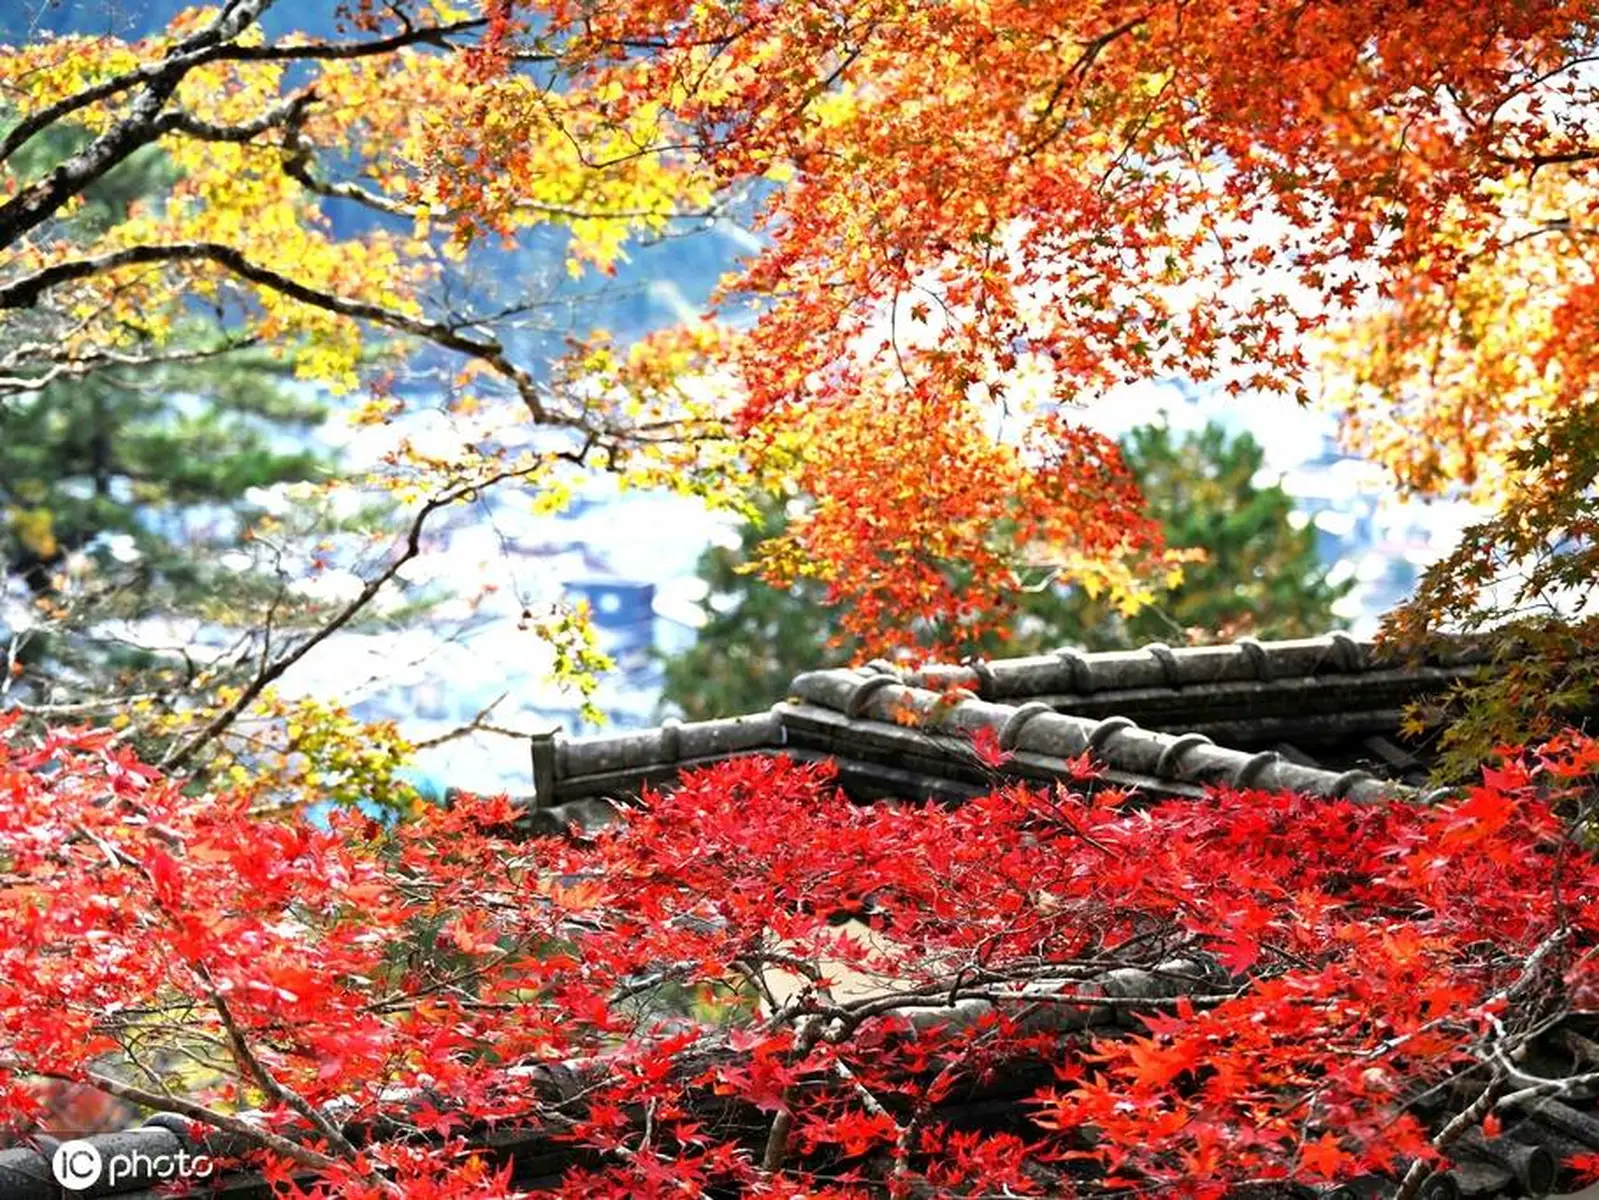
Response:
[[968, 725, 1014, 768], [1299, 1132, 1350, 1179]]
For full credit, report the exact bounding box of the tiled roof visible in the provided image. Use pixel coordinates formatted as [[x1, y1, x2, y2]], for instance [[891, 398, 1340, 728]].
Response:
[[524, 635, 1482, 832], [0, 960, 1218, 1198], [17, 634, 1584, 1200], [899, 633, 1485, 781], [782, 660, 1404, 803]]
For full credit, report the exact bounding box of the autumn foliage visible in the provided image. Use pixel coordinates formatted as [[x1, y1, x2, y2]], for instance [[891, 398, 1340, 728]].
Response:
[[10, 2, 1599, 1194], [2, 717, 1597, 1196], [7, 0, 1598, 665]]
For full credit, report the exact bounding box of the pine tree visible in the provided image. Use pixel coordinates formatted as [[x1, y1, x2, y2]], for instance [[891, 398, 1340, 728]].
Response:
[[1052, 422, 1351, 649], [662, 422, 1351, 719], [0, 125, 329, 712]]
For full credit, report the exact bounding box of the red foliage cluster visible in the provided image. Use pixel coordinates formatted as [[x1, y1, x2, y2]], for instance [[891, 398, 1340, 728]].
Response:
[[463, 0, 1599, 656], [2, 717, 1597, 1196]]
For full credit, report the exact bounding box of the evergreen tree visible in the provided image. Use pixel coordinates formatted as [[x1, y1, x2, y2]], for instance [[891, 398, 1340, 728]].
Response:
[[662, 509, 844, 722], [662, 422, 1351, 719], [1045, 422, 1352, 650], [0, 125, 329, 714]]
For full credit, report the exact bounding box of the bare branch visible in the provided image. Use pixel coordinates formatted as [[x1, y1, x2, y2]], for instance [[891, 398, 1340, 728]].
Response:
[[208, 985, 369, 1169], [229, 19, 486, 62], [0, 335, 259, 397], [410, 693, 512, 751], [155, 89, 317, 144], [27, 1068, 343, 1174], [161, 458, 591, 772]]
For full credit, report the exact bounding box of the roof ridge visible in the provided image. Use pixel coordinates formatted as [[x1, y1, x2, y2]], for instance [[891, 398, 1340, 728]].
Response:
[[895, 632, 1487, 701], [506, 633, 1472, 814], [786, 666, 1413, 804]]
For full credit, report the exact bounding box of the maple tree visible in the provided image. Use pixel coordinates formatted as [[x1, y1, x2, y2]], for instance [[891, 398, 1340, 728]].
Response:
[[3, 718, 1599, 1197], [5, 0, 1595, 677]]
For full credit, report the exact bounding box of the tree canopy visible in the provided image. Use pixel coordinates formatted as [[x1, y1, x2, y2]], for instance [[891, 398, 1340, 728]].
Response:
[[3, 1, 1592, 684], [4, 1, 1597, 655]]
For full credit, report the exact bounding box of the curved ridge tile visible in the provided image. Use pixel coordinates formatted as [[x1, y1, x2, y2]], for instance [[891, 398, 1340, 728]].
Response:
[[894, 634, 1491, 701], [788, 677, 1410, 803]]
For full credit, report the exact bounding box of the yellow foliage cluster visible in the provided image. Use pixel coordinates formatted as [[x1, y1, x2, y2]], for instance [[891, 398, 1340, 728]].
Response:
[[1320, 171, 1593, 501], [0, 8, 715, 397], [139, 687, 422, 816]]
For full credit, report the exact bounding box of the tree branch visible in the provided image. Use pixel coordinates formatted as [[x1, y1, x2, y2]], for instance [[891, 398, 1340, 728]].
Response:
[[0, 0, 276, 248], [156, 89, 318, 145], [161, 459, 585, 772], [0, 335, 260, 397], [30, 1068, 344, 1174], [208, 985, 368, 1169], [0, 241, 562, 421], [0, 17, 484, 168]]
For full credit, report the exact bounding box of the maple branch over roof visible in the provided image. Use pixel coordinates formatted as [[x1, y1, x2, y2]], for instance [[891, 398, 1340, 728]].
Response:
[[3, 711, 1599, 1197]]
